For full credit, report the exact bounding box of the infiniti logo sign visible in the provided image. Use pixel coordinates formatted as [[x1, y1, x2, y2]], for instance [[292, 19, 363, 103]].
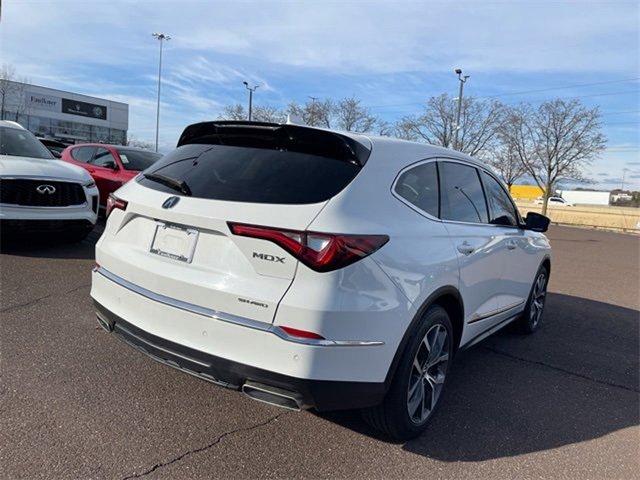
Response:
[[162, 196, 180, 209], [36, 184, 56, 195]]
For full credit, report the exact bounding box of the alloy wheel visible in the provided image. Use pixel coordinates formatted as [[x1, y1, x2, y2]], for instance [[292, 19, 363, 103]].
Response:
[[530, 273, 547, 327], [407, 324, 449, 424]]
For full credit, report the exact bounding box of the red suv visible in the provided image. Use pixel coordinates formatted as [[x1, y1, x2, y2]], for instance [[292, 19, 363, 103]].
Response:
[[61, 144, 162, 207]]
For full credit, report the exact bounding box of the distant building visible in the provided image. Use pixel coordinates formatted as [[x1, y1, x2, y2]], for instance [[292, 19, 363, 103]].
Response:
[[0, 80, 128, 144], [510, 184, 544, 201], [611, 191, 633, 202]]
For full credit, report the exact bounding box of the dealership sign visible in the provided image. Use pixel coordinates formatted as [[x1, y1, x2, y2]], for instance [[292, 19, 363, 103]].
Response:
[[27, 90, 108, 120], [28, 93, 59, 112], [61, 98, 107, 120]]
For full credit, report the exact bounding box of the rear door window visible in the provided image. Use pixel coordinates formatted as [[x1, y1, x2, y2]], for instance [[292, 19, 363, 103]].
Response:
[[71, 146, 96, 163], [90, 148, 117, 168], [394, 161, 439, 217], [439, 161, 488, 224], [138, 143, 362, 204]]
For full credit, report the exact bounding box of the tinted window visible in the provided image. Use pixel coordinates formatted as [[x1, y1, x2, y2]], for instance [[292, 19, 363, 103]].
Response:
[[117, 149, 162, 171], [71, 146, 96, 163], [439, 162, 488, 224], [138, 144, 361, 204], [395, 161, 439, 217], [481, 171, 519, 226], [90, 148, 117, 168], [0, 127, 53, 159]]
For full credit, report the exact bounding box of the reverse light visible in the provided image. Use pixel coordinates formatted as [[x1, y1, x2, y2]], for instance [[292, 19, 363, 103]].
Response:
[[106, 194, 128, 218], [228, 222, 388, 272]]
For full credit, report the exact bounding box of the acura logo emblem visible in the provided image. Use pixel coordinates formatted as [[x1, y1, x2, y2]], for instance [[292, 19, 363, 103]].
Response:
[[162, 196, 180, 209], [36, 184, 56, 195]]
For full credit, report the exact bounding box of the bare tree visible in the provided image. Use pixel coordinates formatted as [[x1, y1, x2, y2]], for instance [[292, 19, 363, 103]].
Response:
[[287, 98, 334, 128], [503, 99, 606, 215], [126, 135, 154, 150], [335, 96, 377, 132], [487, 139, 527, 189], [219, 103, 286, 123], [0, 64, 29, 121], [0, 64, 17, 119], [393, 118, 421, 141], [394, 94, 504, 158], [219, 104, 247, 121], [252, 105, 286, 123], [375, 119, 394, 137]]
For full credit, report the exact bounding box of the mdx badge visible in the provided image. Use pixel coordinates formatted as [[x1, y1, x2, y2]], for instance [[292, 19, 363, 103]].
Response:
[[253, 252, 285, 263], [162, 196, 180, 209]]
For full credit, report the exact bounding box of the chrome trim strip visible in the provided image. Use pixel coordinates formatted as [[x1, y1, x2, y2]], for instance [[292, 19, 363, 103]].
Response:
[[97, 267, 271, 332], [95, 267, 384, 347], [468, 300, 526, 324]]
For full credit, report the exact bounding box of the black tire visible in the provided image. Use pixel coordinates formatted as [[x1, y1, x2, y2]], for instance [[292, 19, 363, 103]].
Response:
[[516, 265, 549, 334], [362, 305, 453, 440]]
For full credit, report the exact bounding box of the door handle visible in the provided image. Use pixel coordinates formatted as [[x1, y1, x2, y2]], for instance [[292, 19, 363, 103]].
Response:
[[457, 242, 475, 255]]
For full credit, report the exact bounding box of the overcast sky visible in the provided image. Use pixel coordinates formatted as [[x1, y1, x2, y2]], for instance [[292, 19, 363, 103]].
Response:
[[1, 0, 638, 189]]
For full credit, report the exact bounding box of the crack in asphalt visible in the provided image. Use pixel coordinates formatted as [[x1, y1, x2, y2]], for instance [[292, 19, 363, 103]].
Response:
[[121, 412, 290, 479], [0, 283, 91, 314], [483, 346, 639, 393]]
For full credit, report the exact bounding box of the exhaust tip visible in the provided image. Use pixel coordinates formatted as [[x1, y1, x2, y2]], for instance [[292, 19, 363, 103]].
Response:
[[242, 381, 305, 411], [96, 313, 114, 332]]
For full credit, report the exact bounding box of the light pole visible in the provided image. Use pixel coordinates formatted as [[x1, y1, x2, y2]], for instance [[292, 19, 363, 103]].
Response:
[[622, 168, 629, 191], [152, 32, 171, 152], [243, 81, 259, 121], [453, 68, 469, 151]]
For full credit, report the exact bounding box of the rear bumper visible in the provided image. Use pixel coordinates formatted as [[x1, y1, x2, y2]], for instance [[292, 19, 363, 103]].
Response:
[[94, 300, 386, 411]]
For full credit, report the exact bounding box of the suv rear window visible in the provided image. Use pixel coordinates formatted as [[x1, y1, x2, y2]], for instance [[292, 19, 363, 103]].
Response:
[[138, 124, 369, 204], [139, 144, 361, 204]]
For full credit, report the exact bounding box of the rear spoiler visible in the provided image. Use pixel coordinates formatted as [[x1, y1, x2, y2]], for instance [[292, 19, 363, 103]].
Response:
[[177, 121, 371, 166]]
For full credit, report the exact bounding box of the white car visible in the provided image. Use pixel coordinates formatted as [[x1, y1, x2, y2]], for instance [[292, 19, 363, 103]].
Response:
[[535, 196, 574, 207], [0, 121, 98, 241], [91, 121, 551, 439]]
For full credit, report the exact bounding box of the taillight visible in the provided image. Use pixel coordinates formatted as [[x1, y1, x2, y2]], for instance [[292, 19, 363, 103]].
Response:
[[228, 222, 388, 272], [106, 194, 127, 218]]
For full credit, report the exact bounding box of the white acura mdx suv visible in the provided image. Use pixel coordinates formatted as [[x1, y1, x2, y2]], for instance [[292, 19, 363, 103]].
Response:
[[0, 121, 98, 241], [91, 121, 551, 439]]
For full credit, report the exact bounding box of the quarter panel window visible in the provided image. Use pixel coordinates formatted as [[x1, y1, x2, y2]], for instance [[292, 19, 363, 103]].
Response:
[[439, 162, 488, 224], [394, 161, 439, 217], [71, 146, 96, 163], [481, 171, 519, 226]]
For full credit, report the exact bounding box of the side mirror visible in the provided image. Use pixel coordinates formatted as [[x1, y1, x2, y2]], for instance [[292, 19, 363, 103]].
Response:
[[50, 150, 62, 158], [524, 212, 550, 232], [103, 160, 118, 170]]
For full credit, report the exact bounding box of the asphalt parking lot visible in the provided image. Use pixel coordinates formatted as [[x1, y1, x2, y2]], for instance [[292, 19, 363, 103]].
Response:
[[1, 225, 638, 479]]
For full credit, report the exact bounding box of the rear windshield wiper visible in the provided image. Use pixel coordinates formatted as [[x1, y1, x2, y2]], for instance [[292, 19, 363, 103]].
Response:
[[143, 172, 192, 196]]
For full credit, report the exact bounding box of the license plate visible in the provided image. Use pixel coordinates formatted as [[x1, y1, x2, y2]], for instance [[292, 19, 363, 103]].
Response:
[[149, 222, 199, 263]]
